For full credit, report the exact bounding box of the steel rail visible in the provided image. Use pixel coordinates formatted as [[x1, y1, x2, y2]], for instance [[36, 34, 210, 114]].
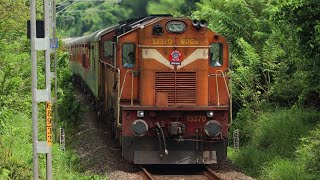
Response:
[[203, 167, 222, 180], [139, 166, 155, 180]]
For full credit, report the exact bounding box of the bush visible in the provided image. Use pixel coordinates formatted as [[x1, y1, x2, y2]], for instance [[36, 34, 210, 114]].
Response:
[[228, 146, 275, 176], [251, 108, 319, 158], [296, 125, 320, 179], [228, 107, 320, 177], [261, 159, 315, 180], [230, 107, 258, 145]]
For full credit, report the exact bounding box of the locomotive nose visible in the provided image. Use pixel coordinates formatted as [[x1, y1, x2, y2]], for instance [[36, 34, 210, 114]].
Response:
[[204, 120, 221, 137], [131, 119, 148, 136]]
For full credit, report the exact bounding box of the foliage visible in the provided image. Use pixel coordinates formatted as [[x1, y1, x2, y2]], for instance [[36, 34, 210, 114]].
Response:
[[57, 0, 200, 36], [261, 159, 315, 180], [0, 0, 31, 114], [57, 0, 134, 36], [56, 51, 83, 126], [147, 0, 185, 16], [0, 113, 33, 179], [228, 146, 274, 177], [193, 0, 320, 111], [193, 1, 320, 179], [0, 1, 98, 178], [296, 125, 320, 179], [275, 0, 320, 108], [251, 108, 318, 157], [229, 107, 320, 177]]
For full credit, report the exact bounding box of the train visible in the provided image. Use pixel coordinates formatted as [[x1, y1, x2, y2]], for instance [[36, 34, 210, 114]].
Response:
[[64, 15, 231, 165]]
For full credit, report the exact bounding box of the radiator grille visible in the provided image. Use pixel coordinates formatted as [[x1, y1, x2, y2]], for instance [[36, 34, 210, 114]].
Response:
[[155, 72, 196, 105]]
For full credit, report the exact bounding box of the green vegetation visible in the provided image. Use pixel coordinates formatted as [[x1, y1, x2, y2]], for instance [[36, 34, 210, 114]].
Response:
[[194, 0, 320, 179], [1, 0, 320, 179], [56, 0, 200, 36], [0, 0, 101, 179]]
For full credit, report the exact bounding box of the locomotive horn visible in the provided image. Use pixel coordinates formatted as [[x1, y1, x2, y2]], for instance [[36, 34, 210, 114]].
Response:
[[192, 19, 200, 27], [200, 20, 208, 27]]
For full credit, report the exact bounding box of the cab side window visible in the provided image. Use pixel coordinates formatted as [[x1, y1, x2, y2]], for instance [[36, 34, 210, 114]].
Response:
[[209, 43, 223, 67], [103, 41, 113, 58], [122, 43, 135, 68]]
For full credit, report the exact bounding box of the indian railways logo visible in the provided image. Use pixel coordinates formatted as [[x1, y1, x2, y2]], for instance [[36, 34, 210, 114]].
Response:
[[170, 50, 181, 65]]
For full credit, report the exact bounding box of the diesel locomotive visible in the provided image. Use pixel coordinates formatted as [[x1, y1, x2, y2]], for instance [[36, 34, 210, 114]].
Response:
[[65, 15, 231, 165]]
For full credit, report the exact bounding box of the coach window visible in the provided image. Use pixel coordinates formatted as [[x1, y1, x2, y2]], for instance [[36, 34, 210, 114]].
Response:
[[122, 43, 135, 68], [82, 50, 86, 68], [209, 43, 223, 67], [103, 41, 113, 58]]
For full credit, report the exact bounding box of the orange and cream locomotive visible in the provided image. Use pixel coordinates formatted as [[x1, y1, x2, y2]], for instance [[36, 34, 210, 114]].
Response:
[[65, 15, 231, 164]]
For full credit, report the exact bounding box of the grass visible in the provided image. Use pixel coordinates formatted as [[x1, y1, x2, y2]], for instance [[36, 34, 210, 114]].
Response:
[[0, 52, 108, 179], [261, 159, 315, 180], [0, 111, 104, 179], [228, 107, 320, 179]]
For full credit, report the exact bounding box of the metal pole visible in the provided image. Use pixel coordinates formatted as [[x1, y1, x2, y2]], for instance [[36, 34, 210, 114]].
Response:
[[45, 0, 52, 179], [52, 0, 59, 143], [30, 0, 39, 178]]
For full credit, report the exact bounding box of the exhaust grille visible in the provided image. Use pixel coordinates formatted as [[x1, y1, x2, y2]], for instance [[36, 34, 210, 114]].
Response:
[[155, 72, 196, 105]]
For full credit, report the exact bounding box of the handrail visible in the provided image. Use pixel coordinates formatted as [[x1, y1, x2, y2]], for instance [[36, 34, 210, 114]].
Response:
[[209, 69, 232, 125], [208, 70, 230, 106], [100, 59, 122, 128], [229, 73, 233, 126], [120, 70, 134, 106], [116, 68, 121, 128], [99, 59, 117, 70], [216, 70, 230, 98]]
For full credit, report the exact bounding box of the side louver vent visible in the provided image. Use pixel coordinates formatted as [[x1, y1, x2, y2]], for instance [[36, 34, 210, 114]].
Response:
[[155, 72, 196, 105]]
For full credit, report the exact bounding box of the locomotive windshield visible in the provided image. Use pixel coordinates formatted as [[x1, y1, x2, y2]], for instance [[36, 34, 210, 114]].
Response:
[[209, 43, 223, 67], [122, 43, 136, 68]]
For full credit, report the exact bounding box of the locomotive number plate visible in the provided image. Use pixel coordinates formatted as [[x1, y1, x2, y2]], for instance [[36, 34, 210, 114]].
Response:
[[152, 38, 173, 45], [186, 116, 206, 122]]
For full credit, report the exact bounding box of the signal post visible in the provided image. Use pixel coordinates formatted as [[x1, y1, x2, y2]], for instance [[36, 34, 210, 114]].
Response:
[[30, 0, 57, 179]]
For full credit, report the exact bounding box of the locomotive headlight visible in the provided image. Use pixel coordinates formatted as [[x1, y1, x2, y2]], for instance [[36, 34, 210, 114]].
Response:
[[137, 110, 144, 117], [131, 119, 148, 136], [166, 21, 186, 33], [207, 111, 214, 117], [204, 120, 221, 137]]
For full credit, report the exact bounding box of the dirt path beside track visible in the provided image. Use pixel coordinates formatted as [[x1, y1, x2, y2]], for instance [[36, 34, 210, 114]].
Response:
[[69, 90, 141, 179]]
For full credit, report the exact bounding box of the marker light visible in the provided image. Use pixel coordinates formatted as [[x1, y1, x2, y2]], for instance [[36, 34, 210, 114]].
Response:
[[137, 110, 144, 118], [207, 111, 214, 117]]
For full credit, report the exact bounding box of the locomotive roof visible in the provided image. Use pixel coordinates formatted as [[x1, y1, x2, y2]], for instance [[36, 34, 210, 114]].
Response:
[[64, 25, 117, 46], [64, 15, 179, 46]]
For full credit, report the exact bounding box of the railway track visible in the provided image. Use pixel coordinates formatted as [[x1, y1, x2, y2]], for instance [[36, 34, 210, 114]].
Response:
[[139, 166, 222, 180], [139, 166, 155, 180], [203, 167, 222, 180]]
